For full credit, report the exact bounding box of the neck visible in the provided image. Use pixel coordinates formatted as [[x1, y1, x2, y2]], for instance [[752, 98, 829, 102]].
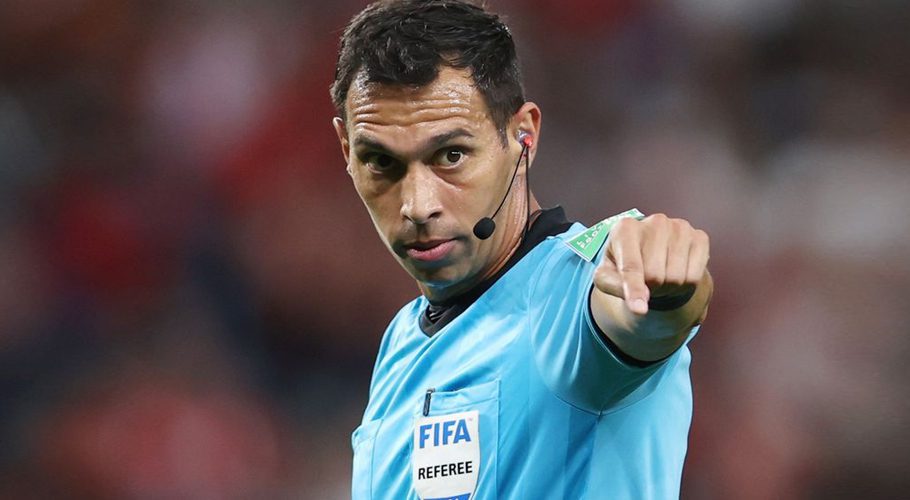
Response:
[[419, 191, 541, 304]]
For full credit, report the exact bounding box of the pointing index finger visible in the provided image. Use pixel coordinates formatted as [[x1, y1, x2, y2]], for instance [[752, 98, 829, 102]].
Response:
[[610, 222, 649, 315]]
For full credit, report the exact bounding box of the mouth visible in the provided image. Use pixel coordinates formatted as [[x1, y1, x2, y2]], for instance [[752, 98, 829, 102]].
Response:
[[403, 239, 457, 263]]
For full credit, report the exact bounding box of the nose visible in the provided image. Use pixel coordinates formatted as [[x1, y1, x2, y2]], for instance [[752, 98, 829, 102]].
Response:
[[399, 164, 442, 225]]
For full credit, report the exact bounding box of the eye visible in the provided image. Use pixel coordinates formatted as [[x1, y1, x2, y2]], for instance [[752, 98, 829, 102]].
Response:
[[439, 148, 465, 167], [365, 153, 398, 172]]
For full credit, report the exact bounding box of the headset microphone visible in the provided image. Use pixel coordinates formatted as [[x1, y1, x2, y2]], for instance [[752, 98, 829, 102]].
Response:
[[473, 133, 533, 240]]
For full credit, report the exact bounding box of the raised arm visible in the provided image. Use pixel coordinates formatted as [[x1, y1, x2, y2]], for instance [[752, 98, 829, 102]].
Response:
[[589, 214, 713, 362]]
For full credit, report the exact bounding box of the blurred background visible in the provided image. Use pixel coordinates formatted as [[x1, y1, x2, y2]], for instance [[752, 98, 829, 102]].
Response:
[[1, 0, 908, 498]]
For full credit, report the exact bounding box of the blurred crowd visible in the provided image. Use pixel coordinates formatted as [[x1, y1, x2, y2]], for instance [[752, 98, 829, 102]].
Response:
[[1, 0, 908, 498]]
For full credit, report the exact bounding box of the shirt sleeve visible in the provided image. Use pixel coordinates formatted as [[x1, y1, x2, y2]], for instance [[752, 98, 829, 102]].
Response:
[[527, 238, 696, 414]]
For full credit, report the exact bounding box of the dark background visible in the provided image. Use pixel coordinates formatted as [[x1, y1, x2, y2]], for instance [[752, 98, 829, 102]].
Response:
[[1, 0, 909, 497]]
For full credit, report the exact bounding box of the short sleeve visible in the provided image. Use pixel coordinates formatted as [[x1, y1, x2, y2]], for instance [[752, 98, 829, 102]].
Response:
[[528, 238, 692, 414]]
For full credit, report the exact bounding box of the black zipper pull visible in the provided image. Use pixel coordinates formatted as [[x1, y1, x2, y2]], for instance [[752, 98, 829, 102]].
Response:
[[423, 388, 435, 417]]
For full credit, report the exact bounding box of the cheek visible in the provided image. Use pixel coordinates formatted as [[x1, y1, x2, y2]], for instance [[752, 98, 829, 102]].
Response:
[[353, 180, 397, 229], [363, 193, 400, 232], [463, 154, 513, 209]]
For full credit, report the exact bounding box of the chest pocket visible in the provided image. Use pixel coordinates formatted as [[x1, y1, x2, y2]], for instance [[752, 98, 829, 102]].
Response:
[[351, 419, 382, 500], [414, 379, 500, 499]]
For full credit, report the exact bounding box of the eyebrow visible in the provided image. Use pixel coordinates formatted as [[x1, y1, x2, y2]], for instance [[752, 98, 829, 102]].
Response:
[[353, 128, 475, 156]]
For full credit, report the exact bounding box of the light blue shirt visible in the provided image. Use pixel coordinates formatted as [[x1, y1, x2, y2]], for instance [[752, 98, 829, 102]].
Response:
[[352, 221, 698, 499]]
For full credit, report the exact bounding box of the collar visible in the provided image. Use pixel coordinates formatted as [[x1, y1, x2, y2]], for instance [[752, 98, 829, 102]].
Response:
[[419, 206, 573, 336]]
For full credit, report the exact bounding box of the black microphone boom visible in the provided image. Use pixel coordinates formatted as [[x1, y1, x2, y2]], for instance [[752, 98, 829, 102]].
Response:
[[472, 137, 530, 240]]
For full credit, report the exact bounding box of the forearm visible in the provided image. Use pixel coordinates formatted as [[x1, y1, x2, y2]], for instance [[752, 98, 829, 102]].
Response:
[[590, 270, 713, 362]]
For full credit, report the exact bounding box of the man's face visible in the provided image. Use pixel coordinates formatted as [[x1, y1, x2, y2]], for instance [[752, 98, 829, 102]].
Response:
[[334, 67, 526, 300]]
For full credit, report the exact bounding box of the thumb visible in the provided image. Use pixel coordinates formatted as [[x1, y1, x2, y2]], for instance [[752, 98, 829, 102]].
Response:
[[593, 258, 625, 299], [594, 254, 651, 316]]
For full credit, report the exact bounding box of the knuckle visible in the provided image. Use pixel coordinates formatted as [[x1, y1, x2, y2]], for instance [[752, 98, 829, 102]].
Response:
[[686, 266, 705, 283], [619, 263, 643, 274], [643, 266, 665, 283], [642, 255, 664, 278], [672, 218, 692, 232], [645, 213, 668, 227], [594, 266, 613, 280], [664, 272, 687, 286], [613, 217, 636, 233]]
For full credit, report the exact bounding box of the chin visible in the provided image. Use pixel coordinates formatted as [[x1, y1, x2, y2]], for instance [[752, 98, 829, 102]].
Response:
[[407, 264, 467, 290]]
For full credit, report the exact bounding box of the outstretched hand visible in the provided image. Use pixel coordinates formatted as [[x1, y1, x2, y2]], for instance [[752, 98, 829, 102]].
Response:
[[593, 214, 710, 316]]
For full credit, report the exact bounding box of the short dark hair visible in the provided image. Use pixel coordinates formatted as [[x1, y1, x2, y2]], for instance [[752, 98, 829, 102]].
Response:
[[331, 0, 525, 142]]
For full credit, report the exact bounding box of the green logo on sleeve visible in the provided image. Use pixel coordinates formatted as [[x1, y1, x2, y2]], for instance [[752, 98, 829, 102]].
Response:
[[565, 208, 645, 262]]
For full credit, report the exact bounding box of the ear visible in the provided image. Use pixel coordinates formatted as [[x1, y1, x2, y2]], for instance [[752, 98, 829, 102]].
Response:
[[510, 102, 542, 163], [333, 117, 352, 171]]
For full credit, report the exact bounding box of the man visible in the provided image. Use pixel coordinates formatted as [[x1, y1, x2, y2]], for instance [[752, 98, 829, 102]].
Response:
[[331, 1, 713, 498]]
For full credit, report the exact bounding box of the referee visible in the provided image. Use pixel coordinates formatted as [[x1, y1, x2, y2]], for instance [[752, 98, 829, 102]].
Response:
[[330, 1, 713, 498]]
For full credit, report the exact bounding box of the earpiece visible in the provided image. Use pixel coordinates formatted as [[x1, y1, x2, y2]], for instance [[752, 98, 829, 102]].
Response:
[[472, 131, 534, 240], [518, 131, 533, 148]]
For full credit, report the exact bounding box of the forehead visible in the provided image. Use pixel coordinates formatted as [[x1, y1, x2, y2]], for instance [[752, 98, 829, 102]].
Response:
[[345, 66, 497, 141]]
